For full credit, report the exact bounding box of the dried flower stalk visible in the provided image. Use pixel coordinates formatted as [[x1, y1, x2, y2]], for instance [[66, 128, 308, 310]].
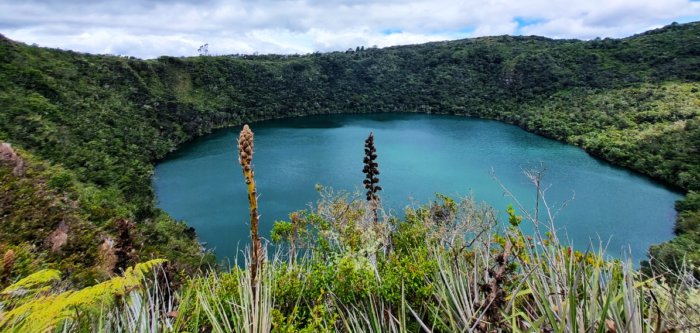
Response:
[[238, 124, 262, 295]]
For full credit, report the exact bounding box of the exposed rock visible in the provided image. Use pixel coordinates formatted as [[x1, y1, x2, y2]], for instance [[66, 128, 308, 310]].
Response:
[[0, 143, 26, 176], [99, 235, 115, 251], [47, 220, 69, 252], [99, 234, 116, 274]]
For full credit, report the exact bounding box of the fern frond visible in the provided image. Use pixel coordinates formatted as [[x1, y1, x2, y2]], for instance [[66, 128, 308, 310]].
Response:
[[126, 259, 167, 281], [1, 269, 61, 296], [0, 259, 167, 332]]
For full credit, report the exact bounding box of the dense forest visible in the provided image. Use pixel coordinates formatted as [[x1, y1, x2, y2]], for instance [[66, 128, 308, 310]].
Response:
[[1, 21, 700, 286]]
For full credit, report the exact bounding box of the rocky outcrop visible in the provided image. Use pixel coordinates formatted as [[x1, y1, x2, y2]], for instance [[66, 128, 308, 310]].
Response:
[[0, 143, 26, 176], [47, 220, 69, 252]]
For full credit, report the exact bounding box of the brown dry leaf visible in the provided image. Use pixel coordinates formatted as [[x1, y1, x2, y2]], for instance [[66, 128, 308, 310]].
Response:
[[606, 319, 616, 333]]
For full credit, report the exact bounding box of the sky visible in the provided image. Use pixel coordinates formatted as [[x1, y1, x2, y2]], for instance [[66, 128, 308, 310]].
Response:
[[1, 0, 700, 59]]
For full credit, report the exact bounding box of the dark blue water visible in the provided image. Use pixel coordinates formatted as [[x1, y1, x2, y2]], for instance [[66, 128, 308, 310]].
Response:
[[153, 114, 683, 262]]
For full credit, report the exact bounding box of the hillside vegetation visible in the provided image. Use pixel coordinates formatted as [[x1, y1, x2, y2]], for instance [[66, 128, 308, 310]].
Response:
[[1, 22, 700, 283]]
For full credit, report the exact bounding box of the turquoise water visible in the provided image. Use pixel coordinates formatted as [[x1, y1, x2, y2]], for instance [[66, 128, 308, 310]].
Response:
[[153, 113, 684, 263]]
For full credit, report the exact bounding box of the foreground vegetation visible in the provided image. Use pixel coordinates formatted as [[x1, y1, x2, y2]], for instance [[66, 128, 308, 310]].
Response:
[[1, 126, 699, 332], [1, 184, 699, 332], [1, 21, 700, 287]]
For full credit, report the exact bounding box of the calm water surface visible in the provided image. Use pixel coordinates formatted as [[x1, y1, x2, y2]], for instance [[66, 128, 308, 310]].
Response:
[[153, 113, 684, 263]]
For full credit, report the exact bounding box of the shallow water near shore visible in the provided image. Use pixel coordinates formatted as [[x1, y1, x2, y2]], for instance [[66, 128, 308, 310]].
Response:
[[153, 113, 684, 263]]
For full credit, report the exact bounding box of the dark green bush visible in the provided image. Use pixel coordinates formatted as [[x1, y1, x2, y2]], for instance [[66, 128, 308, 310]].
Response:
[[48, 172, 72, 190]]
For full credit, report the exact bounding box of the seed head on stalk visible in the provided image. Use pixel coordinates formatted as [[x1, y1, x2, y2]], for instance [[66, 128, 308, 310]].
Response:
[[238, 125, 262, 297], [362, 133, 382, 223], [362, 132, 382, 200]]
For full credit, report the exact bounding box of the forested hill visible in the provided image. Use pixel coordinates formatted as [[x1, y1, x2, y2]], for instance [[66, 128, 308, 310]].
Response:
[[1, 21, 700, 284]]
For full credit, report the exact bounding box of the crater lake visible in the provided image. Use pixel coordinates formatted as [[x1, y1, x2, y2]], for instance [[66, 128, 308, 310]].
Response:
[[153, 113, 684, 263]]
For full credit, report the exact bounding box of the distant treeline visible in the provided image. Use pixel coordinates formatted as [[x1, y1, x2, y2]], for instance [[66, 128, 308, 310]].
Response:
[[0, 21, 699, 284]]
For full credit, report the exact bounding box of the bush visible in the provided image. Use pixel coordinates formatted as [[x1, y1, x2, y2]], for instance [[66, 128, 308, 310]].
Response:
[[48, 172, 72, 190]]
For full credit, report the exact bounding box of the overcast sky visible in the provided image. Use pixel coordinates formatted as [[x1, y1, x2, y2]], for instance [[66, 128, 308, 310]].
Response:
[[1, 0, 700, 59]]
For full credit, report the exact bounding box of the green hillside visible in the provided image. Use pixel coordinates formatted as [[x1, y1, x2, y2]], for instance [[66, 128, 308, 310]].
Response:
[[1, 21, 700, 283]]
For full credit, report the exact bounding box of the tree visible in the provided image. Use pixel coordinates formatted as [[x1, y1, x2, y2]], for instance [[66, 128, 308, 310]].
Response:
[[198, 43, 209, 56]]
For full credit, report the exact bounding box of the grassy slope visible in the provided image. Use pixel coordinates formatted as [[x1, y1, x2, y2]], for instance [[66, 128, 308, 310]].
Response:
[[0, 148, 102, 285], [0, 22, 699, 282]]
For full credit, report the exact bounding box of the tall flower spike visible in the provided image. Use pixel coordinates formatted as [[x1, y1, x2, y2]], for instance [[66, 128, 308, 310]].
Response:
[[238, 125, 262, 297], [363, 132, 382, 223], [363, 132, 382, 200]]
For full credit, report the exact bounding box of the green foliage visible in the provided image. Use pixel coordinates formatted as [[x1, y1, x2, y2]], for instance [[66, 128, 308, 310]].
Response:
[[1, 186, 699, 332], [646, 193, 700, 280], [272, 300, 337, 333], [506, 204, 523, 227], [270, 210, 319, 247], [1, 269, 60, 294], [0, 259, 166, 332], [676, 191, 700, 212], [0, 147, 211, 285], [377, 248, 436, 309], [47, 172, 72, 190], [676, 210, 700, 236], [2, 22, 700, 284], [393, 211, 429, 254], [0, 268, 61, 312], [178, 189, 700, 332], [271, 221, 294, 243], [0, 149, 108, 286]]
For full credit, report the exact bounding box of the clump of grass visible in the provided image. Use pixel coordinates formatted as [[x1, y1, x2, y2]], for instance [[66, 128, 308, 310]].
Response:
[[174, 250, 277, 333]]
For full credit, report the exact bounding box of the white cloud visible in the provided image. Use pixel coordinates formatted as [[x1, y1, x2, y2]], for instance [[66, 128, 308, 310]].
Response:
[[519, 0, 700, 39], [1, 0, 699, 58], [472, 21, 519, 38], [311, 28, 458, 52]]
